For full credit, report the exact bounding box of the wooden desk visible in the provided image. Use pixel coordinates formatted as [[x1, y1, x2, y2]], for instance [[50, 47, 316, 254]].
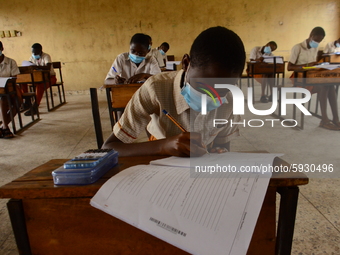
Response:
[[247, 60, 286, 103], [0, 155, 308, 255], [17, 67, 56, 112], [323, 54, 340, 63], [273, 68, 340, 130], [103, 83, 142, 128]]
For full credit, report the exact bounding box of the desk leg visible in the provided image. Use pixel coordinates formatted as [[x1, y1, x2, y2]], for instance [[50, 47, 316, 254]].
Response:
[[106, 87, 115, 129], [275, 186, 299, 255], [7, 199, 32, 255]]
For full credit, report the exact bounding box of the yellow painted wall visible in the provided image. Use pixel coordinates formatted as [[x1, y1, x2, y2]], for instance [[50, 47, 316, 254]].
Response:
[[0, 0, 339, 91]]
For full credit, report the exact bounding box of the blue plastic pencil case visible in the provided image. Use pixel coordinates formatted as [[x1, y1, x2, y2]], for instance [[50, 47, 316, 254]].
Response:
[[52, 150, 118, 185]]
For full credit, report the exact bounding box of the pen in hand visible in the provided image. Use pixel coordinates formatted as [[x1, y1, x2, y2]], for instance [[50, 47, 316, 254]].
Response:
[[162, 109, 209, 154]]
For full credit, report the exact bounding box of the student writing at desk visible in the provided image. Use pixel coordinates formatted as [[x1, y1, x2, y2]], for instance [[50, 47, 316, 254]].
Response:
[[157, 42, 170, 68], [104, 33, 161, 85], [0, 41, 21, 138], [102, 26, 245, 157], [288, 26, 340, 130], [323, 38, 340, 54], [146, 35, 165, 68], [248, 41, 278, 103], [21, 43, 57, 116]]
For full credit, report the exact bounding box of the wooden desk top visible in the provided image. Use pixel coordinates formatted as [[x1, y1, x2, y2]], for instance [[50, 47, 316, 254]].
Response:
[[103, 83, 142, 89], [294, 68, 340, 84], [247, 61, 285, 74], [0, 155, 308, 200], [16, 69, 50, 84]]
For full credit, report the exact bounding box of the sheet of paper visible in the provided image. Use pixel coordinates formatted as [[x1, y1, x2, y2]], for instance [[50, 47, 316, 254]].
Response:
[[21, 60, 36, 66], [0, 77, 12, 88], [166, 61, 181, 70], [150, 152, 283, 170], [263, 56, 283, 64], [313, 64, 340, 70], [91, 161, 272, 255]]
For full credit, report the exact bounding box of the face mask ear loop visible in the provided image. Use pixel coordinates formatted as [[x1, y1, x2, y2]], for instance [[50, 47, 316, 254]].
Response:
[[184, 64, 191, 87]]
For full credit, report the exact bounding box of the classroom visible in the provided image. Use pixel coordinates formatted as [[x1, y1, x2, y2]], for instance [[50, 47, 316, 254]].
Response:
[[0, 0, 339, 254]]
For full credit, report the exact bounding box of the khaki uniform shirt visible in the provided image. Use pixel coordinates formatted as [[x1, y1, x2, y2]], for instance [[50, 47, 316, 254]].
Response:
[[29, 52, 56, 76], [113, 70, 240, 148], [0, 56, 20, 77], [289, 40, 318, 65], [105, 52, 161, 84]]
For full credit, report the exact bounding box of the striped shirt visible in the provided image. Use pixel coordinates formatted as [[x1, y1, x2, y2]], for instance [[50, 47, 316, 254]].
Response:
[[113, 70, 240, 148]]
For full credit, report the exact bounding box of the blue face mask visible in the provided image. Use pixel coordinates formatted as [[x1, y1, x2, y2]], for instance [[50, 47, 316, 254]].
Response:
[[181, 83, 226, 112], [148, 45, 151, 50], [309, 40, 319, 48], [263, 46, 271, 54], [159, 49, 165, 55], [0, 51, 2, 56], [129, 53, 145, 64], [336, 43, 340, 48], [32, 54, 41, 60]]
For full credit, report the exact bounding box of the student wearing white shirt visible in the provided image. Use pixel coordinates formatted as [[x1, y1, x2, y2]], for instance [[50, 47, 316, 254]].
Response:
[[105, 33, 161, 85], [0, 41, 21, 138], [323, 38, 340, 54], [145, 35, 165, 68], [21, 43, 57, 116], [156, 42, 170, 68], [288, 27, 340, 130], [248, 41, 277, 103]]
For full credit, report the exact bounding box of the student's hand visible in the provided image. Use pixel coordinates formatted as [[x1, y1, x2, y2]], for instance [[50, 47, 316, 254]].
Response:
[[160, 132, 207, 157], [115, 75, 126, 84], [127, 73, 151, 84], [258, 57, 264, 62], [210, 147, 228, 153]]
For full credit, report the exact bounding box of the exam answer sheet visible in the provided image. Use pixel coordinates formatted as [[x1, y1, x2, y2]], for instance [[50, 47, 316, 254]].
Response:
[[91, 153, 279, 255]]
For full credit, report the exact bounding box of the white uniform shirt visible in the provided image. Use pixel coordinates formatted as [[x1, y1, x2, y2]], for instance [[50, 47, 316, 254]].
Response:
[[146, 48, 165, 67], [249, 46, 273, 60], [0, 56, 20, 77], [323, 41, 340, 54], [289, 40, 318, 65], [29, 52, 56, 75], [105, 52, 161, 84]]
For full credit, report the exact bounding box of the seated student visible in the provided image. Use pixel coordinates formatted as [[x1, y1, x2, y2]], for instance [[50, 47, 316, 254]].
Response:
[[288, 26, 340, 130], [145, 35, 165, 68], [21, 43, 57, 116], [156, 42, 170, 67], [323, 38, 340, 54], [249, 41, 278, 103], [105, 33, 161, 85], [0, 41, 22, 138], [102, 26, 245, 157]]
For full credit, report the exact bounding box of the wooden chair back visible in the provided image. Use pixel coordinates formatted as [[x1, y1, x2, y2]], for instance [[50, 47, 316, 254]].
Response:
[[110, 84, 142, 109], [52, 62, 64, 83], [167, 55, 175, 61], [106, 83, 142, 127]]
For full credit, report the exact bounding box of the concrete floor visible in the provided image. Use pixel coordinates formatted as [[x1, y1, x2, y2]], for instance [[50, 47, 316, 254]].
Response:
[[0, 85, 339, 254]]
